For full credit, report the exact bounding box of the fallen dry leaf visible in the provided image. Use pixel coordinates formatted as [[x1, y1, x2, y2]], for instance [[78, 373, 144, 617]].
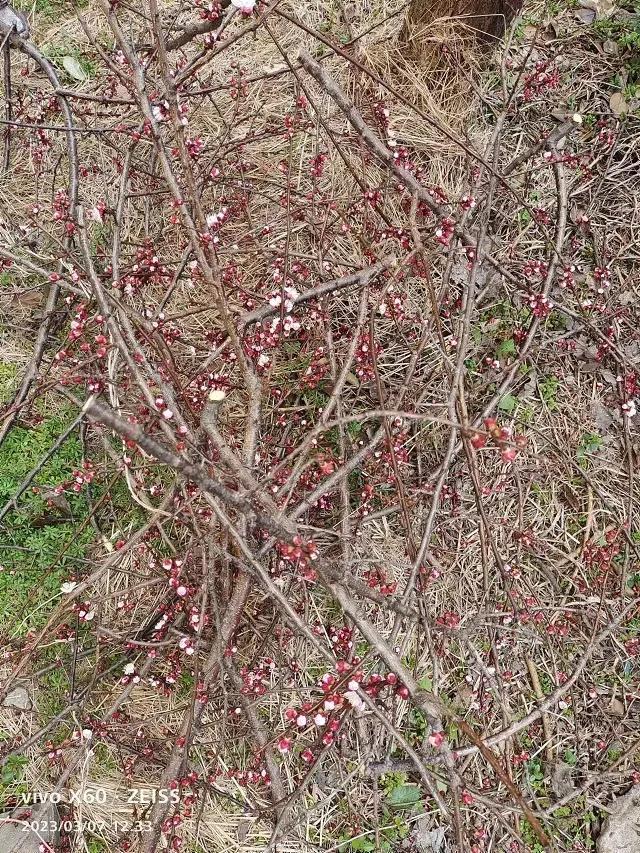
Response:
[[608, 696, 625, 717], [551, 760, 577, 798], [609, 92, 629, 116], [579, 0, 617, 16], [575, 7, 596, 23]]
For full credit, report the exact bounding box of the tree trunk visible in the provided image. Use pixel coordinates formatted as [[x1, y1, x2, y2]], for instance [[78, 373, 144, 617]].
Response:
[[403, 0, 522, 51]]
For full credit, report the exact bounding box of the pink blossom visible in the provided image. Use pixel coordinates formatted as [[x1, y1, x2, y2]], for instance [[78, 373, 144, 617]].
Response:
[[277, 737, 291, 753], [428, 731, 445, 748]]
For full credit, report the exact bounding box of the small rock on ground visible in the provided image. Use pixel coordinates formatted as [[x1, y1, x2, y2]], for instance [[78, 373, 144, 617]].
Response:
[[415, 819, 449, 852], [0, 803, 59, 852], [2, 686, 32, 711], [597, 784, 640, 853]]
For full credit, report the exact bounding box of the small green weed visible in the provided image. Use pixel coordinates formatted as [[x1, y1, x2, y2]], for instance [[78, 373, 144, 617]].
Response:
[[577, 432, 603, 465], [496, 337, 517, 360], [526, 757, 546, 792], [337, 775, 417, 851], [0, 754, 29, 810], [592, 7, 640, 86], [498, 393, 518, 414], [86, 840, 108, 853], [539, 376, 559, 410], [520, 820, 546, 853]]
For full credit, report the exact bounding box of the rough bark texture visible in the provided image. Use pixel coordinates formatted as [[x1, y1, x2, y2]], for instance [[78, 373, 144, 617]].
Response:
[[403, 0, 522, 51], [0, 1, 29, 36]]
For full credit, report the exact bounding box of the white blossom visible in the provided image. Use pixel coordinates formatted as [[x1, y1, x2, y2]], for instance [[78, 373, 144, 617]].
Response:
[[344, 690, 365, 711], [231, 0, 256, 13], [151, 102, 169, 122]]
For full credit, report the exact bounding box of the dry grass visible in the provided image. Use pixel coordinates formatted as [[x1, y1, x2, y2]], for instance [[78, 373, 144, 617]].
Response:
[[1, 0, 639, 850]]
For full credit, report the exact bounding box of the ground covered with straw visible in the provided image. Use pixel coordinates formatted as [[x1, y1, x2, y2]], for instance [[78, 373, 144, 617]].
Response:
[[0, 0, 639, 850]]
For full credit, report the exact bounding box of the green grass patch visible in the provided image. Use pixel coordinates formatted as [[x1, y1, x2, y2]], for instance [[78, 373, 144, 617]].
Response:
[[15, 0, 88, 22], [0, 361, 18, 404], [0, 412, 93, 635]]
